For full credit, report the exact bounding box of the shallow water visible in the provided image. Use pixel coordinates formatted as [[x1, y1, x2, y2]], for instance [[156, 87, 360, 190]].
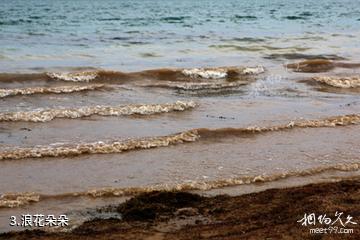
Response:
[[1, 0, 360, 234]]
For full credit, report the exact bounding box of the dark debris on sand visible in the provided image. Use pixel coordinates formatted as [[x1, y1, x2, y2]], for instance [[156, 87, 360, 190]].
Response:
[[1, 180, 360, 240]]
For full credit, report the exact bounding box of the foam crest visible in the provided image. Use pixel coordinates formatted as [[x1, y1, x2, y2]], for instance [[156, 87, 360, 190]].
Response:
[[313, 76, 360, 88], [197, 114, 360, 138], [181, 66, 265, 79], [46, 71, 98, 82], [0, 66, 265, 84], [182, 68, 228, 79], [0, 101, 196, 122], [147, 81, 247, 91], [293, 114, 360, 128], [0, 84, 105, 98], [242, 66, 265, 75], [0, 130, 200, 160], [173, 163, 360, 191], [0, 192, 40, 208]]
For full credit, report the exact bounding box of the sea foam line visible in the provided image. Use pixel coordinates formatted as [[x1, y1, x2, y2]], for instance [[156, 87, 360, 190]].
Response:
[[0, 65, 265, 84], [143, 81, 248, 91], [46, 71, 99, 82], [0, 130, 200, 160], [1, 163, 359, 208], [181, 66, 265, 79], [0, 84, 106, 98], [313, 76, 360, 88], [0, 101, 197, 122]]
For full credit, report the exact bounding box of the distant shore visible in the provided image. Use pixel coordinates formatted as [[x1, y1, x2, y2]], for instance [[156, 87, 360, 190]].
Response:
[[1, 179, 359, 240]]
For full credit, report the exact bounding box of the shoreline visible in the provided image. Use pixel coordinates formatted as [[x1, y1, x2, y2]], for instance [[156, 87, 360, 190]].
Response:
[[1, 179, 359, 239]]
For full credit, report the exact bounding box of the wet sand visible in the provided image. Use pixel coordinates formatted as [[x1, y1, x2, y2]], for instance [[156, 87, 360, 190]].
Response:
[[1, 179, 359, 240]]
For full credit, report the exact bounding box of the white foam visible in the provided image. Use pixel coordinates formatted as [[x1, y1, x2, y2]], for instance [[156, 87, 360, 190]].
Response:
[[47, 71, 98, 82], [0, 84, 105, 98], [242, 66, 265, 75], [0, 101, 197, 122], [313, 76, 360, 88], [182, 68, 228, 79]]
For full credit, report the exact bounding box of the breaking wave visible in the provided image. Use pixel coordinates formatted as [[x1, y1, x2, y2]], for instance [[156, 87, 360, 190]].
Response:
[[136, 66, 264, 94], [181, 66, 264, 79], [0, 65, 265, 84], [0, 192, 40, 208], [196, 114, 360, 138], [312, 76, 360, 88], [1, 163, 359, 208], [143, 81, 248, 91], [0, 113, 359, 160], [0, 130, 200, 160], [46, 71, 99, 82], [181, 68, 228, 79], [0, 101, 196, 122], [0, 84, 106, 98]]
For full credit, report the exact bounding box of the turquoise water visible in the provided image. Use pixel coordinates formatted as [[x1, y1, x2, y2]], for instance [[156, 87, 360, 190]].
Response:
[[1, 0, 360, 71]]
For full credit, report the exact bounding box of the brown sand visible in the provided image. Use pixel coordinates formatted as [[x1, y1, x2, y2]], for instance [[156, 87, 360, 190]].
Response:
[[1, 180, 359, 240]]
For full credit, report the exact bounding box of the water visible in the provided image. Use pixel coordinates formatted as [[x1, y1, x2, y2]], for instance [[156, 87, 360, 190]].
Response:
[[1, 0, 360, 71], [1, 0, 360, 233]]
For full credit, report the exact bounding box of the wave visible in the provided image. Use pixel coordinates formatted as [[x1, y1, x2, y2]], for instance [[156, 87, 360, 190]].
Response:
[[0, 19, 32, 26], [1, 162, 359, 208], [143, 81, 248, 91], [284, 15, 307, 20], [210, 44, 264, 52], [0, 114, 359, 160], [46, 70, 132, 83], [264, 53, 346, 60], [234, 15, 257, 20], [181, 66, 264, 79], [0, 84, 106, 98], [0, 101, 196, 122], [181, 68, 227, 79], [0, 71, 120, 83], [0, 73, 47, 82], [83, 163, 360, 196], [286, 60, 360, 73], [46, 71, 99, 82], [161, 16, 190, 23], [0, 65, 265, 84], [0, 192, 40, 208], [231, 37, 266, 43], [196, 114, 360, 138], [312, 76, 360, 88], [0, 130, 199, 160]]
